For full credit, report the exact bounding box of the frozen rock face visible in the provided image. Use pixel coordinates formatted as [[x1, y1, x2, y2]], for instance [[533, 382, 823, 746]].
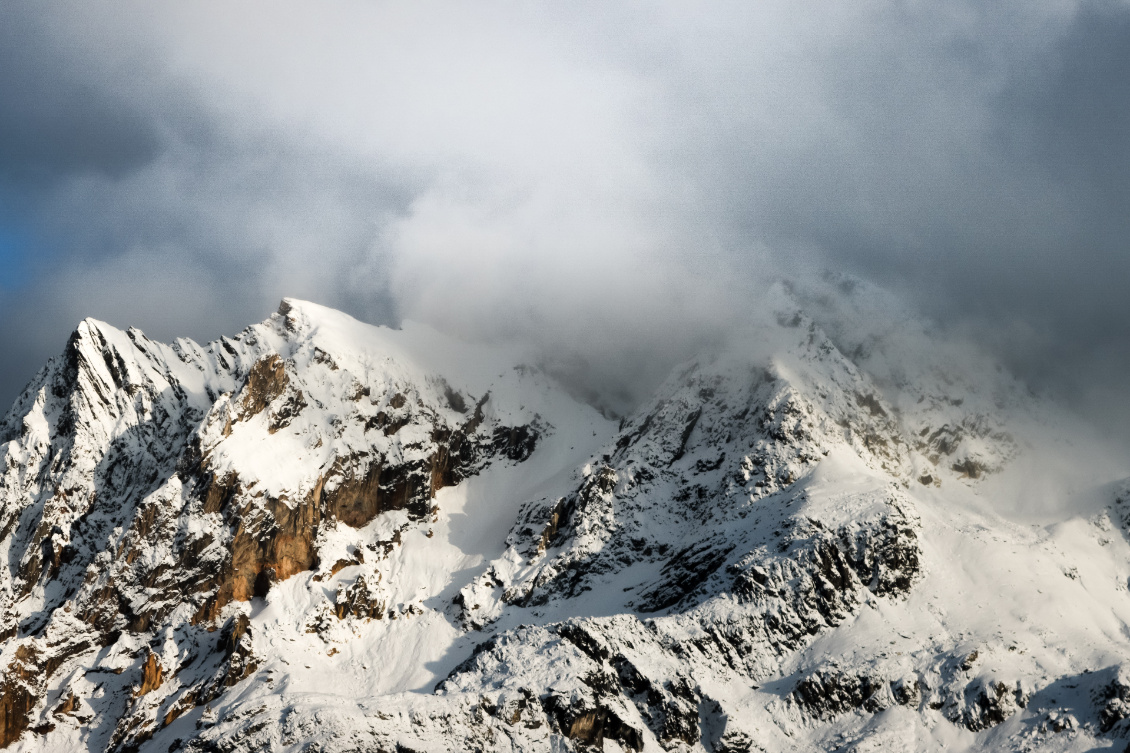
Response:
[[0, 300, 557, 751], [0, 286, 1127, 753]]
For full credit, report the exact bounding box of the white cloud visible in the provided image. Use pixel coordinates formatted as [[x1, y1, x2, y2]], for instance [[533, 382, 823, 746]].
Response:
[[1, 0, 1128, 439]]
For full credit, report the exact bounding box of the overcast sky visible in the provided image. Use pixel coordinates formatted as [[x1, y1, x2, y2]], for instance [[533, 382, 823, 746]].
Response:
[[1, 1, 1128, 434]]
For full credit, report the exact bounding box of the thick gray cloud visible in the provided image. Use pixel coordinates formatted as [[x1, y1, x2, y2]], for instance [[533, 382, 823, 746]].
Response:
[[0, 1, 1127, 436], [0, 16, 160, 185]]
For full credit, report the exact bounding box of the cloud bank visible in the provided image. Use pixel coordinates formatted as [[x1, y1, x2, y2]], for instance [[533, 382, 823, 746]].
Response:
[[1, 1, 1128, 433]]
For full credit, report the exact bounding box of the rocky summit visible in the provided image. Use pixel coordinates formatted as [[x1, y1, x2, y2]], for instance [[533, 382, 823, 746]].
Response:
[[0, 285, 1128, 752]]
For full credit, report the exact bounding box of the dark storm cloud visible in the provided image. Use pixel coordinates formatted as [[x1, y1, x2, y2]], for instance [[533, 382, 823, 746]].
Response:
[[0, 1, 1127, 439], [0, 13, 160, 186], [999, 0, 1130, 435], [1022, 1, 1130, 191]]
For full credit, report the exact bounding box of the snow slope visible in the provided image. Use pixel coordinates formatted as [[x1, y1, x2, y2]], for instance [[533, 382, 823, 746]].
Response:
[[0, 285, 1127, 753]]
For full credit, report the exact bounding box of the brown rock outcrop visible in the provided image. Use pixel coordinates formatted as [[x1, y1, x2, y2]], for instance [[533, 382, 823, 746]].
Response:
[[135, 652, 163, 697], [238, 354, 288, 419], [0, 645, 43, 748], [334, 575, 385, 620], [53, 693, 79, 717]]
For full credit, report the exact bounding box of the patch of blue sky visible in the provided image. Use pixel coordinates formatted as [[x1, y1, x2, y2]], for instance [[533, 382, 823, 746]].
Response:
[[0, 222, 31, 290]]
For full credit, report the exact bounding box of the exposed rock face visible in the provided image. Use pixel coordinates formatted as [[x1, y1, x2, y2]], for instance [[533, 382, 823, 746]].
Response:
[[238, 354, 289, 420], [0, 645, 41, 747], [333, 574, 384, 620], [135, 653, 162, 697], [791, 668, 899, 719]]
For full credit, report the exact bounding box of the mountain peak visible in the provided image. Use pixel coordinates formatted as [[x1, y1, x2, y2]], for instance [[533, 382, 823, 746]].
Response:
[[0, 299, 1125, 752]]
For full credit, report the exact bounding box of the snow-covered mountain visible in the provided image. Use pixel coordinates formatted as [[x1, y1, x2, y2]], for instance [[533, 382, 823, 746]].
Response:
[[0, 284, 1127, 753]]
